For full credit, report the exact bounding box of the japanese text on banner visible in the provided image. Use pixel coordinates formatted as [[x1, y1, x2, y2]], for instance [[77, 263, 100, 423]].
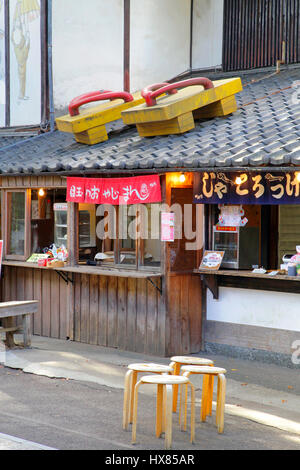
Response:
[[67, 175, 161, 205], [193, 172, 300, 205]]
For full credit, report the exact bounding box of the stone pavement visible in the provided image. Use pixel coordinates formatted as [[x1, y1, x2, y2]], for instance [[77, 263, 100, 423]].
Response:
[[0, 336, 299, 450], [0, 432, 55, 450]]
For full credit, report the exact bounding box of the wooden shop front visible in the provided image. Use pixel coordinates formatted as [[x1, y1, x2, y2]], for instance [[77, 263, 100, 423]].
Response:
[[0, 172, 203, 357], [193, 170, 300, 361]]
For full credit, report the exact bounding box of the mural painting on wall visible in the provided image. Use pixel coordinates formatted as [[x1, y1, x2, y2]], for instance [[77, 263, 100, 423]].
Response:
[[0, 0, 5, 126], [10, 0, 41, 126]]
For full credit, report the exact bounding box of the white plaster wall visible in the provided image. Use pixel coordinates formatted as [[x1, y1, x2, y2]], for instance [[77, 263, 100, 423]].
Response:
[[207, 287, 300, 332], [52, 0, 224, 111], [192, 0, 224, 69], [130, 0, 191, 93], [52, 0, 124, 111]]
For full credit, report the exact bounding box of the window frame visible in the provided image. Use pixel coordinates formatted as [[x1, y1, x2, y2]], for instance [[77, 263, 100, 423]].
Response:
[[205, 203, 280, 270], [75, 202, 163, 272], [0, 189, 163, 271], [3, 189, 31, 261]]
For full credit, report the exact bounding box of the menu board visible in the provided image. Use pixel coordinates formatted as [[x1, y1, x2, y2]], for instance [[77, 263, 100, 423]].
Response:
[[200, 251, 224, 271], [26, 253, 49, 263]]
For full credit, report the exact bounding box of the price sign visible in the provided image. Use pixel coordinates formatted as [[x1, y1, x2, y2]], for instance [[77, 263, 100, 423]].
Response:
[[200, 250, 224, 271]]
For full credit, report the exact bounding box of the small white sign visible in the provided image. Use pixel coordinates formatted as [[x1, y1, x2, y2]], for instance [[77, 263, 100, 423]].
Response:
[[53, 203, 68, 212]]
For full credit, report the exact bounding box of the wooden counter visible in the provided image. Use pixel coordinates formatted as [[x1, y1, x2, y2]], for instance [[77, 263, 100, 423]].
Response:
[[194, 268, 300, 281], [2, 260, 163, 279], [193, 268, 300, 298]]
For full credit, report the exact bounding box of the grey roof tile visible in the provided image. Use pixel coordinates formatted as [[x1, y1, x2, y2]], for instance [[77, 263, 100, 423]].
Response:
[[291, 151, 300, 165], [269, 151, 291, 165], [284, 142, 300, 153]]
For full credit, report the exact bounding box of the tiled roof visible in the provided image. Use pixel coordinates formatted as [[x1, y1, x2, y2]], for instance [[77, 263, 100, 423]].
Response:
[[0, 133, 36, 149], [0, 66, 299, 175]]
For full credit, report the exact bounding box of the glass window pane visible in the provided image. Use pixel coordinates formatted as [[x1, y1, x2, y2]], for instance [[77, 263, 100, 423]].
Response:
[[142, 203, 161, 268], [79, 203, 106, 263], [119, 205, 136, 266], [8, 192, 25, 255], [31, 189, 66, 254]]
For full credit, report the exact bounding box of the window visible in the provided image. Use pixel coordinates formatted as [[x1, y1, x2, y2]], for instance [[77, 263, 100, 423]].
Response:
[[0, 0, 48, 128], [139, 203, 161, 268], [3, 188, 67, 261], [206, 204, 280, 270], [31, 189, 66, 254], [5, 190, 30, 260], [77, 203, 162, 270], [116, 204, 137, 266]]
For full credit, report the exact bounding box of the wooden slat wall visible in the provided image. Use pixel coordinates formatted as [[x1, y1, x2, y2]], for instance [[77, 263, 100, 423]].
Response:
[[166, 273, 202, 356], [70, 273, 165, 355], [0, 175, 66, 189], [1, 266, 166, 355], [278, 205, 300, 263], [1, 266, 68, 339], [163, 173, 203, 356], [223, 0, 300, 71]]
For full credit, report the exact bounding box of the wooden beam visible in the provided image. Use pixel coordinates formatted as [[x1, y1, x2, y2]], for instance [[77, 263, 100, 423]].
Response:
[[201, 274, 219, 300], [67, 202, 78, 267], [124, 0, 130, 92], [5, 0, 10, 127]]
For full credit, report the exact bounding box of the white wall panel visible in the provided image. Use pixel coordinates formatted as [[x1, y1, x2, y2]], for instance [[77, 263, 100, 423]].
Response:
[[52, 0, 123, 111], [192, 0, 223, 70], [207, 287, 300, 332], [130, 0, 191, 92]]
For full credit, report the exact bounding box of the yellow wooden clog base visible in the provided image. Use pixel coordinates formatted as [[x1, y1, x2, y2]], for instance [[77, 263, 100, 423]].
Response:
[[74, 125, 108, 145], [56, 91, 144, 145], [136, 111, 195, 137], [193, 95, 238, 119], [121, 78, 242, 138]]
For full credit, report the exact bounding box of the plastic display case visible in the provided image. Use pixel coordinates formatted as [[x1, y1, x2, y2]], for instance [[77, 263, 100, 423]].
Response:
[[54, 203, 96, 248], [213, 226, 260, 270]]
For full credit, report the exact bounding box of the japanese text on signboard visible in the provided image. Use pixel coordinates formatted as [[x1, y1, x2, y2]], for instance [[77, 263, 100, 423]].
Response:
[[193, 172, 300, 205], [67, 175, 161, 205]]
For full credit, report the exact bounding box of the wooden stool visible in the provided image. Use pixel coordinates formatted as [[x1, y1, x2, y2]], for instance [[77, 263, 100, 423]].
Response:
[[123, 363, 173, 430], [181, 366, 227, 434], [169, 356, 214, 413], [131, 375, 195, 450]]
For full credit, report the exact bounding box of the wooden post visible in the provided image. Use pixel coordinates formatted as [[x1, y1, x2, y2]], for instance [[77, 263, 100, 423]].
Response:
[[22, 313, 31, 347], [67, 202, 78, 267], [66, 202, 78, 340], [124, 0, 130, 92]]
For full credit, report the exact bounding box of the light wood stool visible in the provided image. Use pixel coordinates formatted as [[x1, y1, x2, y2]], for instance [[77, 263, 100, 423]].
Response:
[[123, 363, 173, 430], [181, 366, 227, 434], [131, 375, 195, 450], [169, 356, 214, 413]]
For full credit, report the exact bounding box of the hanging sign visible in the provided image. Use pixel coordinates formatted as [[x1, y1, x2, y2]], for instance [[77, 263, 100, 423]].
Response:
[[67, 175, 161, 205], [194, 172, 300, 205], [161, 212, 175, 242]]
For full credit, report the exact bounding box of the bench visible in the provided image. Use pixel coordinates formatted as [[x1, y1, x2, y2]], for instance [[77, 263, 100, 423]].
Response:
[[0, 301, 39, 348]]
